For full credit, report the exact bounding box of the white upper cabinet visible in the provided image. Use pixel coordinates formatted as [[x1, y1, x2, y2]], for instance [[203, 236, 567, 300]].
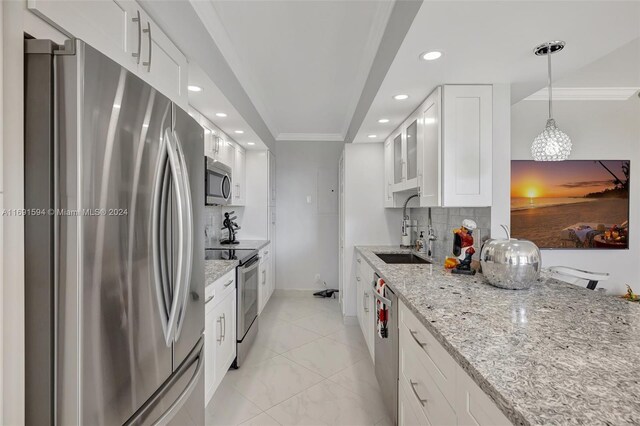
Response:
[[28, 0, 188, 109], [231, 145, 246, 206], [385, 84, 493, 208], [441, 85, 492, 207], [384, 139, 394, 208], [416, 87, 442, 207]]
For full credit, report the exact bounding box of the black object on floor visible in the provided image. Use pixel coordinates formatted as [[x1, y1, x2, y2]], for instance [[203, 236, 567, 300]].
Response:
[[313, 289, 339, 298]]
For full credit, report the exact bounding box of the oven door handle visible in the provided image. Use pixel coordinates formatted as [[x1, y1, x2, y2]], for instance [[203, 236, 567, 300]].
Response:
[[373, 290, 392, 307], [241, 257, 261, 274]]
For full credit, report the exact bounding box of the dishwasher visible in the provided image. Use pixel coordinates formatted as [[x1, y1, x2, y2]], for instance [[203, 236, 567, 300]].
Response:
[[373, 272, 398, 424]]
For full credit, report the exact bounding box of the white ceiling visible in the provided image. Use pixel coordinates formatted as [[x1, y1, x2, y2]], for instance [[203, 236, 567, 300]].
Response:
[[191, 0, 393, 142], [188, 63, 267, 150], [354, 1, 640, 143]]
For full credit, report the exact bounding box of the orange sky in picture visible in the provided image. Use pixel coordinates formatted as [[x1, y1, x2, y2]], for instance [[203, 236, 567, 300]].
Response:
[[511, 161, 625, 198]]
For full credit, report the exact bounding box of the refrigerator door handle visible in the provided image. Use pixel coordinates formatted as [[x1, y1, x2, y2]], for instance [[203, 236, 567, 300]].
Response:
[[171, 130, 194, 341], [152, 344, 204, 426], [152, 134, 173, 344], [152, 128, 187, 346], [164, 128, 189, 344]]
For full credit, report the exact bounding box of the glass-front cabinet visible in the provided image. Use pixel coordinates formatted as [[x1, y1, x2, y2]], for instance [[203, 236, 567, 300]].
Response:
[[386, 115, 419, 193], [393, 133, 403, 184], [406, 119, 417, 181]]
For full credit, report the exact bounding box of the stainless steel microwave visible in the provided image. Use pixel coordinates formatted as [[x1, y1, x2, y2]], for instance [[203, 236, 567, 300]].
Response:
[[205, 157, 232, 205]]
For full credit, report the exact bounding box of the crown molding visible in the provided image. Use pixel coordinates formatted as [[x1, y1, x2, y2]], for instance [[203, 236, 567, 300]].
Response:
[[524, 87, 639, 101], [276, 133, 345, 142]]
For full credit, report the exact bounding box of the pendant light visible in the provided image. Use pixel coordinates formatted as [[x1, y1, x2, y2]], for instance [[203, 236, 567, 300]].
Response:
[[531, 41, 572, 161]]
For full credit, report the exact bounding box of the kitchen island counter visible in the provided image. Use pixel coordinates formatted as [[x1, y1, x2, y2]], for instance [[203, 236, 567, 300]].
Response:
[[356, 245, 640, 426]]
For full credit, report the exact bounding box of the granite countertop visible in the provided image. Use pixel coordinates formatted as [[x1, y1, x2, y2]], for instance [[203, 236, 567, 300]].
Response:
[[204, 259, 238, 287], [356, 245, 640, 426], [205, 239, 270, 251]]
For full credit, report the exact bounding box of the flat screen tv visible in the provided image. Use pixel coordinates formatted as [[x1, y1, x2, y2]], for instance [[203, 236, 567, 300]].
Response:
[[511, 160, 630, 249]]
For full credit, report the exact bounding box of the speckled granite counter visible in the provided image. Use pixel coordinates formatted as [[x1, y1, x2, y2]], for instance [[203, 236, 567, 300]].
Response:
[[205, 239, 270, 251], [204, 260, 238, 287], [356, 245, 640, 426]]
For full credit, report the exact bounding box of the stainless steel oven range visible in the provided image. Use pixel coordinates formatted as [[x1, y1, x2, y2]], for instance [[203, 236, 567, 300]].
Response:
[[205, 248, 260, 368]]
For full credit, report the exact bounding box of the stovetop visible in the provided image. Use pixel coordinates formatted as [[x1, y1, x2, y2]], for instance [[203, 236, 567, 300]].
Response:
[[205, 248, 258, 265]]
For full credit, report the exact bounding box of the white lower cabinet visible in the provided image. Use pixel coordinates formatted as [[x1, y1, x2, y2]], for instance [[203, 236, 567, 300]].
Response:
[[398, 301, 512, 426], [258, 244, 274, 314], [355, 255, 375, 361], [205, 269, 237, 405], [398, 376, 429, 426]]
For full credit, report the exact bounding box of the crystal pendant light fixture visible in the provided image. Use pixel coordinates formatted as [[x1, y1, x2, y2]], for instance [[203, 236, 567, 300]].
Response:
[[531, 41, 572, 161]]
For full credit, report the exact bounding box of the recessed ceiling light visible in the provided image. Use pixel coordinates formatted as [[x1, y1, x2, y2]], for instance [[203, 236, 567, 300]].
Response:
[[393, 94, 409, 100], [215, 112, 227, 118], [247, 142, 256, 146], [378, 118, 390, 123], [113, 104, 121, 109], [420, 51, 442, 61], [234, 130, 244, 134], [187, 85, 203, 92], [368, 134, 377, 138]]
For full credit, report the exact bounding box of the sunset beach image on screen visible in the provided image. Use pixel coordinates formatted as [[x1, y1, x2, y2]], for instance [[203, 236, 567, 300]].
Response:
[[510, 160, 629, 249]]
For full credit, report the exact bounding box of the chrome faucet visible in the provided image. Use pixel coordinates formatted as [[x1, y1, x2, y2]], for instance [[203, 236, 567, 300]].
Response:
[[401, 194, 419, 246], [426, 207, 437, 259]]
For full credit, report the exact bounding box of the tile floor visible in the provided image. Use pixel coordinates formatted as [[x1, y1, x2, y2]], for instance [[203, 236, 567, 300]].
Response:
[[205, 293, 392, 426]]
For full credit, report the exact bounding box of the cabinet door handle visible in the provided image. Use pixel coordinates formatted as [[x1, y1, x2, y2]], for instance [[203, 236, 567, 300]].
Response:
[[262, 270, 266, 285], [409, 380, 427, 406], [409, 329, 427, 349], [364, 292, 369, 312], [356, 276, 361, 282], [142, 22, 152, 72], [222, 313, 226, 341], [217, 316, 223, 344], [224, 279, 234, 288], [204, 295, 214, 304], [131, 10, 141, 64]]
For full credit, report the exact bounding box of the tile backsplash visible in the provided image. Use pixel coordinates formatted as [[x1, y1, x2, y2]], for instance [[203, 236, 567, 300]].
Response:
[[204, 205, 223, 244], [409, 207, 491, 263]]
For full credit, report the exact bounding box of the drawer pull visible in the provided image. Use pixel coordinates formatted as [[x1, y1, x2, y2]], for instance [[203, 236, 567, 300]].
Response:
[[410, 380, 427, 406], [409, 330, 427, 348], [204, 295, 214, 304], [224, 279, 234, 288]]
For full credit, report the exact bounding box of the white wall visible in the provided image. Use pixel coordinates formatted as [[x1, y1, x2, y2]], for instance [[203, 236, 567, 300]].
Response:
[[275, 141, 344, 290], [511, 97, 640, 294], [343, 143, 402, 317]]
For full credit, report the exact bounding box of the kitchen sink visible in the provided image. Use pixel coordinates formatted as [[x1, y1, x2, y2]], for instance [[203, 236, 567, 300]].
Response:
[[375, 253, 431, 264]]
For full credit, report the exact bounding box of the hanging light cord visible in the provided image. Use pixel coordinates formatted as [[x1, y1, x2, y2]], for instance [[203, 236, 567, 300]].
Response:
[[547, 42, 553, 119]]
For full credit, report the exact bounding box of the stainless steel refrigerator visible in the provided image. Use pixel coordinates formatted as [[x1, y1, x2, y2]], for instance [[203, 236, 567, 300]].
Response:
[[25, 38, 205, 425]]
